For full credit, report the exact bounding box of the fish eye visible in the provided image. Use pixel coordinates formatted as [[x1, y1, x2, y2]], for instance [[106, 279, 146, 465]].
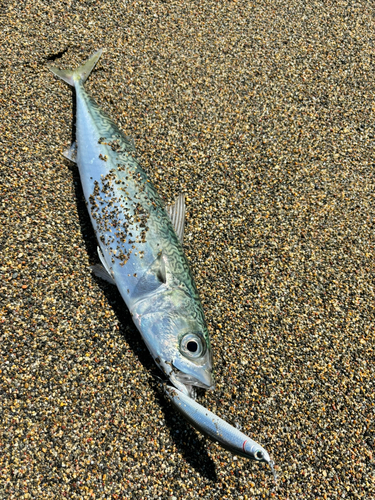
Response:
[[254, 450, 264, 460], [180, 333, 206, 359]]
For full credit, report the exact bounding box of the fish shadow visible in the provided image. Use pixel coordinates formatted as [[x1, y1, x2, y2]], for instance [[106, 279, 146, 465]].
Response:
[[68, 161, 217, 481]]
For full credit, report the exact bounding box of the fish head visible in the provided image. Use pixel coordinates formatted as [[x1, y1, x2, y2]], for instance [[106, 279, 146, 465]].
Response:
[[132, 286, 214, 396], [168, 321, 214, 397]]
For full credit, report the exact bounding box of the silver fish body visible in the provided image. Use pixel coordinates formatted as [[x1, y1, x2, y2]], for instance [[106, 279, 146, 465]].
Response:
[[49, 50, 214, 396], [164, 385, 271, 463]]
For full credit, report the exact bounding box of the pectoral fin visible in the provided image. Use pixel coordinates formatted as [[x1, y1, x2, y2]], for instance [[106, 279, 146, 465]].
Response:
[[132, 253, 166, 300], [167, 194, 186, 243]]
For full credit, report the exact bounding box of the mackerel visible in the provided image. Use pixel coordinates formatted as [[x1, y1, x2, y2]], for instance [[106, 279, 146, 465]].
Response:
[[49, 50, 214, 396]]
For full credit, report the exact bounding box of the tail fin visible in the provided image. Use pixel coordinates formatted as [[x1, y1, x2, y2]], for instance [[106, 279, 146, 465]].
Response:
[[49, 49, 103, 87]]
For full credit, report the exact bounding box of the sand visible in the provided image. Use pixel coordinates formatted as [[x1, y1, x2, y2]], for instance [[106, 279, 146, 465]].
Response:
[[1, 1, 374, 498]]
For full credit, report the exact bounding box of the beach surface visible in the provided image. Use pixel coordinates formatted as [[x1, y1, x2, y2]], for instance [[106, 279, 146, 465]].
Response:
[[1, 1, 374, 498]]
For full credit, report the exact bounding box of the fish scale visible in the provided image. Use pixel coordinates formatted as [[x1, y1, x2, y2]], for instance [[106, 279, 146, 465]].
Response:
[[49, 49, 214, 396]]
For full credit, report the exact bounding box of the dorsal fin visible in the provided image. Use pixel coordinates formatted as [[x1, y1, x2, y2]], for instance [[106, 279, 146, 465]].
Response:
[[166, 194, 186, 243]]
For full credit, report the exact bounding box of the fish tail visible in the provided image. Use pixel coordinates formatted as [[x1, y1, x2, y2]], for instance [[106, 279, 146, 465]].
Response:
[[49, 49, 103, 87]]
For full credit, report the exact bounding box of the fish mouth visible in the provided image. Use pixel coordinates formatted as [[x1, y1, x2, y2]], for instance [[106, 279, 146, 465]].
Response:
[[169, 368, 215, 397]]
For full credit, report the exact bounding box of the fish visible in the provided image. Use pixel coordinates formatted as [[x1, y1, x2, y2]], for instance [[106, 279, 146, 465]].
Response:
[[164, 384, 273, 465], [49, 49, 214, 397]]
